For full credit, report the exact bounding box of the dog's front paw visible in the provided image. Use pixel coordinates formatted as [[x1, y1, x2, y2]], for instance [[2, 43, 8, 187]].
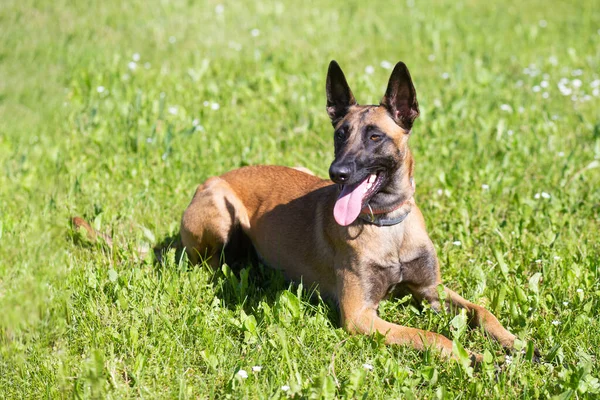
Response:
[[469, 352, 484, 369]]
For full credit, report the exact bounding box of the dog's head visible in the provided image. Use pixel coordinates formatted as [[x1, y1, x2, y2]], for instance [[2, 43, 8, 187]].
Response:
[[326, 60, 420, 226]]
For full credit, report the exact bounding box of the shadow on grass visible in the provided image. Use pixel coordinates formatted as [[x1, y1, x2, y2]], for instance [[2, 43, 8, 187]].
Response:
[[70, 216, 340, 326]]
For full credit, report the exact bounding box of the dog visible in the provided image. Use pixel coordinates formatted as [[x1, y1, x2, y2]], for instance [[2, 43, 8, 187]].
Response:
[[177, 60, 532, 364]]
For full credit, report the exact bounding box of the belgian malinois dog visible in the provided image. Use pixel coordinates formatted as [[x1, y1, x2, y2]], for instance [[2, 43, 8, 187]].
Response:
[[178, 61, 527, 364]]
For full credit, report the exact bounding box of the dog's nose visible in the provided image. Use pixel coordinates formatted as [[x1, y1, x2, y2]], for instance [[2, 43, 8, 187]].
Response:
[[329, 164, 352, 183]]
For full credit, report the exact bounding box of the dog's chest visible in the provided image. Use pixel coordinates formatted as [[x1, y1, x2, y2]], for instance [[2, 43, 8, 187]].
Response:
[[355, 225, 430, 303], [361, 256, 406, 303]]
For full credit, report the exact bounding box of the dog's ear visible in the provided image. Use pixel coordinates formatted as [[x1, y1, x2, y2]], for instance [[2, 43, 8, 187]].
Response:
[[381, 62, 419, 131], [326, 60, 357, 125]]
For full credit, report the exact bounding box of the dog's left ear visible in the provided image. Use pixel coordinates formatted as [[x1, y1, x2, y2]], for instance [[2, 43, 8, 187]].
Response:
[[381, 62, 420, 131]]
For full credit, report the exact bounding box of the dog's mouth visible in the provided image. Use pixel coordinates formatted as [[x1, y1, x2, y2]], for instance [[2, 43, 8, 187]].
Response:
[[333, 171, 386, 226]]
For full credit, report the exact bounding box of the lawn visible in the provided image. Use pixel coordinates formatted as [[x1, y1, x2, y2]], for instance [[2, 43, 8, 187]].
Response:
[[0, 0, 599, 398]]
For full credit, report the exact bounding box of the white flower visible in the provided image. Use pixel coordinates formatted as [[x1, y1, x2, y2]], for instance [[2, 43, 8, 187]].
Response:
[[132, 53, 140, 62], [552, 320, 561, 326], [428, 54, 436, 62], [168, 106, 178, 115], [437, 189, 443, 196], [192, 118, 200, 126], [572, 79, 582, 88], [146, 137, 154, 143], [128, 61, 137, 70], [548, 56, 558, 65], [380, 60, 393, 70], [211, 102, 220, 110], [507, 129, 514, 136], [591, 79, 600, 88], [518, 107, 525, 113], [500, 104, 513, 112], [237, 369, 248, 379], [539, 19, 547, 27], [251, 28, 260, 37], [559, 86, 572, 96], [144, 62, 151, 69], [571, 69, 583, 76], [535, 259, 542, 263], [215, 4, 224, 14], [554, 256, 561, 260], [281, 385, 290, 392], [362, 363, 374, 370], [481, 184, 489, 190], [542, 92, 549, 99], [541, 192, 551, 199], [532, 85, 541, 92], [252, 366, 262, 372], [576, 288, 583, 293], [534, 193, 541, 199], [453, 241, 462, 246], [441, 72, 450, 80], [562, 301, 568, 306], [557, 151, 565, 157], [169, 36, 177, 44], [540, 80, 549, 88], [203, 100, 210, 107], [97, 86, 105, 93], [505, 355, 513, 365], [365, 65, 375, 75], [524, 64, 539, 77]]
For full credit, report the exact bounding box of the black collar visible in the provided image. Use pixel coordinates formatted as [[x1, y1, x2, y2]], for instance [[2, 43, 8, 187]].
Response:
[[358, 201, 412, 226]]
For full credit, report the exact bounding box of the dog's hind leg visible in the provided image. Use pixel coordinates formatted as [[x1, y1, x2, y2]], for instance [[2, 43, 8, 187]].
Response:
[[180, 177, 250, 268], [417, 285, 524, 353]]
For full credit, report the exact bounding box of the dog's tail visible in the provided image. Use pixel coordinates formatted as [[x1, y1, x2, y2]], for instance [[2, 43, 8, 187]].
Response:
[[71, 216, 158, 259], [71, 216, 114, 247]]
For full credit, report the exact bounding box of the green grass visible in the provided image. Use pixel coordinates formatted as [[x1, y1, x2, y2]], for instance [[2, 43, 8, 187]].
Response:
[[1, 0, 599, 398]]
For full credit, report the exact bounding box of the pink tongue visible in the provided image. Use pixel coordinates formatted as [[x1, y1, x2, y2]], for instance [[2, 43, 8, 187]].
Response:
[[333, 178, 369, 226]]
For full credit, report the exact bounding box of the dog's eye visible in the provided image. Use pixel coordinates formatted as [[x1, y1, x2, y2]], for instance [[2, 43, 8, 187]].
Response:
[[335, 129, 346, 141], [370, 134, 382, 142]]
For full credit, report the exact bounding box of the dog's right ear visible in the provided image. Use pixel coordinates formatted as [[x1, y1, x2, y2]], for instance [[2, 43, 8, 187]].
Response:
[[326, 60, 356, 125]]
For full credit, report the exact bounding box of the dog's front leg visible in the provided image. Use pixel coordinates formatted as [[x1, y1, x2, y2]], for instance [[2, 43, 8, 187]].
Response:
[[336, 269, 459, 361], [418, 285, 517, 350]]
